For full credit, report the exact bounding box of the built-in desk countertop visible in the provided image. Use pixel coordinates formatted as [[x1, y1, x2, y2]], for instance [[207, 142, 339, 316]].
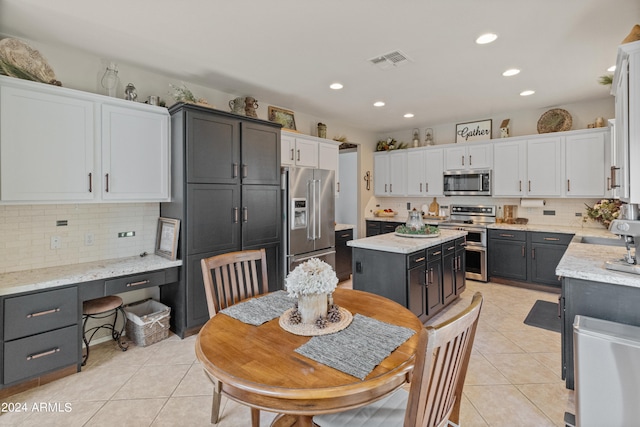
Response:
[[0, 255, 182, 297]]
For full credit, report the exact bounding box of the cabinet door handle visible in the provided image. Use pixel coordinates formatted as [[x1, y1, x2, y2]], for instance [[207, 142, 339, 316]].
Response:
[[337, 182, 340, 193], [390, 184, 393, 193], [531, 248, 536, 259], [469, 155, 472, 166], [290, 148, 294, 161], [105, 173, 110, 192], [242, 164, 248, 178], [519, 180, 522, 192], [297, 149, 301, 162], [88, 173, 93, 193], [461, 155, 465, 166], [127, 280, 150, 288], [567, 179, 571, 192], [426, 182, 429, 192], [611, 166, 620, 188], [420, 183, 422, 192], [27, 348, 60, 361], [242, 207, 248, 222], [26, 308, 61, 318], [233, 207, 239, 223], [385, 184, 388, 193], [544, 237, 560, 241], [607, 177, 611, 191], [528, 180, 531, 192], [521, 245, 525, 257], [233, 163, 239, 178]]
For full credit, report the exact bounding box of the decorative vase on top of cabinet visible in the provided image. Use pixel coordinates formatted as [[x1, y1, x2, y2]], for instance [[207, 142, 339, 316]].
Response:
[[161, 103, 282, 337]]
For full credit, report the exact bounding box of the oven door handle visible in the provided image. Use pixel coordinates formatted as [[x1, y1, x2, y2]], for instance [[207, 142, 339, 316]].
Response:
[[464, 245, 486, 253]]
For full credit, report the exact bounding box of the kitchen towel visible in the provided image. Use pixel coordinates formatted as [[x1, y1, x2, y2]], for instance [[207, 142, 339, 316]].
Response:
[[295, 314, 415, 379]]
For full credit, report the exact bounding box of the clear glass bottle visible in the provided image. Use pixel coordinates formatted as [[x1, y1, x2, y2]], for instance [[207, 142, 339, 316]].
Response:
[[101, 62, 119, 97], [406, 210, 423, 230]]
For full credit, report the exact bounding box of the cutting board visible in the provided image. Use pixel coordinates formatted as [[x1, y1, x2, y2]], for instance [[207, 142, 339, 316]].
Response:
[[428, 197, 439, 215]]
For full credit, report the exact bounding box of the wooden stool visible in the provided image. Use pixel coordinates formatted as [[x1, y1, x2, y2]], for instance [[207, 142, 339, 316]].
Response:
[[82, 295, 128, 365]]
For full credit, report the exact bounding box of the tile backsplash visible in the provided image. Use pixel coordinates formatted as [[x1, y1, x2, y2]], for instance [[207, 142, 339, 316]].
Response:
[[0, 203, 160, 274]]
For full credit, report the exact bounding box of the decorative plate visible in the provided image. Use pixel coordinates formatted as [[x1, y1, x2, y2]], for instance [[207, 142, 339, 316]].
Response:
[[394, 231, 441, 238], [279, 307, 353, 336], [537, 108, 572, 133]]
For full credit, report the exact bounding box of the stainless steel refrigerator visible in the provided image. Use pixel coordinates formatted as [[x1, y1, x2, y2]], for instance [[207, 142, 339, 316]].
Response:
[[283, 167, 335, 273]]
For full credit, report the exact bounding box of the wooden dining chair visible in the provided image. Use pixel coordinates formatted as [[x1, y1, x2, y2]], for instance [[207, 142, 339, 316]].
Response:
[[200, 248, 269, 425], [313, 292, 483, 427]]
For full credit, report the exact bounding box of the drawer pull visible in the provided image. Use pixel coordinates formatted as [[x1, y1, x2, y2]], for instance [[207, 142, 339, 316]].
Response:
[[340, 233, 351, 238], [431, 251, 442, 256], [544, 237, 560, 241], [447, 246, 455, 250], [27, 348, 60, 361], [26, 308, 61, 318], [499, 233, 515, 238], [414, 257, 426, 263], [127, 280, 151, 287]]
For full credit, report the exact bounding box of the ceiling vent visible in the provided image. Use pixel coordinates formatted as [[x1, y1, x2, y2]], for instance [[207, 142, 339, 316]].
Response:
[[368, 50, 411, 69]]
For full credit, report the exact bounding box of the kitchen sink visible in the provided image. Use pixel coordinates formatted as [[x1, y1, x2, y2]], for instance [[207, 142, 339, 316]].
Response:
[[579, 236, 626, 247]]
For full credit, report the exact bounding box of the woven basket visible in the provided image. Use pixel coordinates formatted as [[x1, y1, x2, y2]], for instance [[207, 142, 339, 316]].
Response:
[[537, 108, 572, 133], [124, 299, 171, 347]]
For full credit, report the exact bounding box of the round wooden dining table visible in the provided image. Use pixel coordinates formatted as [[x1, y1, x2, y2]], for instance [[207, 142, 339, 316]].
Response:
[[195, 288, 424, 427]]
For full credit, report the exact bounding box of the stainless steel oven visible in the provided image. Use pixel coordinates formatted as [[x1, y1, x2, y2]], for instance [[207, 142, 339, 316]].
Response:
[[439, 205, 495, 282]]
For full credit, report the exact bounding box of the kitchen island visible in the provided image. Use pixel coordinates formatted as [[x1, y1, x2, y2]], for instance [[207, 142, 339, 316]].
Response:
[[556, 239, 640, 389], [349, 229, 467, 322]]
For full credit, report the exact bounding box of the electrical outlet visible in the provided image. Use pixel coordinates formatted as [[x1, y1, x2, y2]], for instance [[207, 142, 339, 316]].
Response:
[[84, 232, 94, 246], [50, 236, 61, 249]]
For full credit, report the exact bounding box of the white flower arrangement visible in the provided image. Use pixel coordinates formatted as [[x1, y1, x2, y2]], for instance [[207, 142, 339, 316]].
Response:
[[285, 258, 338, 298]]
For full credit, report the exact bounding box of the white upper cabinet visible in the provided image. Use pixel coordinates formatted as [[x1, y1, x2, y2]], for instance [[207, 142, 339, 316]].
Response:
[[318, 140, 339, 196], [0, 75, 170, 203], [101, 104, 170, 201], [527, 136, 563, 196], [374, 150, 407, 196], [0, 84, 96, 202], [444, 142, 492, 171], [406, 147, 444, 196], [281, 132, 318, 168], [493, 140, 527, 197], [564, 130, 609, 197]]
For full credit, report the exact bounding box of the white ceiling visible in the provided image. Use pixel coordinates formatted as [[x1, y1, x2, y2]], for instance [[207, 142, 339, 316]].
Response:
[[1, 0, 639, 133]]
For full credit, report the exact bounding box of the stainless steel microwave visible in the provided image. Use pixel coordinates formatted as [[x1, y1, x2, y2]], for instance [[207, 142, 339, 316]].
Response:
[[443, 169, 491, 196]]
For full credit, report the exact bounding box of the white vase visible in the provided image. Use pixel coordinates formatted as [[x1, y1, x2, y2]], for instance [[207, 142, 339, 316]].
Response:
[[298, 293, 328, 324]]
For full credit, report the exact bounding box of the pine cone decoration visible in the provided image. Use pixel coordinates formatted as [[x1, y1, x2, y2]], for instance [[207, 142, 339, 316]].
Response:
[[327, 305, 342, 323], [315, 316, 328, 329], [289, 308, 302, 324]]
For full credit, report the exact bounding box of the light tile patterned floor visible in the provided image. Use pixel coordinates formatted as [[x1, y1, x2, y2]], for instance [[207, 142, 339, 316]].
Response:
[[0, 280, 572, 426]]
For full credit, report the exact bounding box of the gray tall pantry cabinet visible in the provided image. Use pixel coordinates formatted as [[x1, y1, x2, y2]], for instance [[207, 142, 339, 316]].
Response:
[[160, 103, 282, 337]]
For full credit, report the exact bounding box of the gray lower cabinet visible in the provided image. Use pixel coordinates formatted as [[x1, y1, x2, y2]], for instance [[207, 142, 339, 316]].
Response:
[[2, 286, 79, 386], [561, 277, 640, 389], [488, 230, 573, 288], [335, 229, 353, 282], [365, 220, 403, 237], [161, 103, 282, 337], [352, 237, 465, 323]]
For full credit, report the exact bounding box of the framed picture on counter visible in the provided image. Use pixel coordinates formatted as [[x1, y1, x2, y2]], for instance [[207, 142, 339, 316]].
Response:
[[456, 119, 492, 143], [156, 217, 180, 260]]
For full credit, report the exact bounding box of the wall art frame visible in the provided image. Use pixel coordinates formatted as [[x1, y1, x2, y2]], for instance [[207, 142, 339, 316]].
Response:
[[455, 119, 492, 143], [268, 106, 297, 131], [155, 217, 180, 260]]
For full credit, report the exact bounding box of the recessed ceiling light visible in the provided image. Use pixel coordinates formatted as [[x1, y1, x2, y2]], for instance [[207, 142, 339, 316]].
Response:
[[476, 33, 498, 45], [329, 83, 343, 90], [373, 101, 385, 107], [608, 65, 616, 72], [404, 113, 414, 118], [520, 90, 535, 96], [502, 68, 520, 77]]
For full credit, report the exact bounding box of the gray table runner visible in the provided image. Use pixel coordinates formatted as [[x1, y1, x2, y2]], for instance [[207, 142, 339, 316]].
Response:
[[220, 290, 294, 325], [295, 313, 416, 380]]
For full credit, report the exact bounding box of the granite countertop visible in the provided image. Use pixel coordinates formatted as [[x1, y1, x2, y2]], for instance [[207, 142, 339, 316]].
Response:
[[556, 240, 640, 288], [487, 223, 616, 239], [0, 255, 183, 296], [348, 229, 467, 254], [335, 223, 355, 232]]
